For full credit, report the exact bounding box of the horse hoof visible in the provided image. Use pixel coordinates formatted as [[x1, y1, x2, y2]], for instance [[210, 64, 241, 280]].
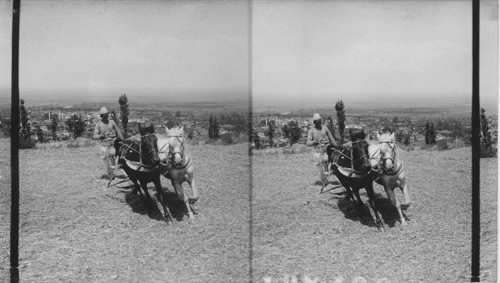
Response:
[[377, 226, 384, 232], [401, 203, 411, 210]]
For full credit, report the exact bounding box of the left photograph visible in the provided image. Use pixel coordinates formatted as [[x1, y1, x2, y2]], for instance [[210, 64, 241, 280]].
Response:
[[0, 1, 250, 281]]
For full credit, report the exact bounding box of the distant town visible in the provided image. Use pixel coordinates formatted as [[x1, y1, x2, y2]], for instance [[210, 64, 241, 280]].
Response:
[[0, 99, 497, 150]]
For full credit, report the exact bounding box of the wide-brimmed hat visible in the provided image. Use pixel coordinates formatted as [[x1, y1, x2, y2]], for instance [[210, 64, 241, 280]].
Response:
[[312, 113, 321, 121], [99, 107, 108, 115]]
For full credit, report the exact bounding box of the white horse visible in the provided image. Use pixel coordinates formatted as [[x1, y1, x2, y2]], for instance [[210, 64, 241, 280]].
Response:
[[157, 126, 199, 220], [368, 132, 411, 226]]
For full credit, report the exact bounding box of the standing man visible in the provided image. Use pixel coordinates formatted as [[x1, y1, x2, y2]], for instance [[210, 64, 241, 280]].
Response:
[[306, 113, 337, 185], [93, 107, 124, 179]]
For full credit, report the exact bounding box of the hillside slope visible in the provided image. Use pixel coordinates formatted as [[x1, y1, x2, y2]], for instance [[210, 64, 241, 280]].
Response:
[[0, 141, 496, 282], [252, 147, 497, 282], [1, 141, 250, 282]]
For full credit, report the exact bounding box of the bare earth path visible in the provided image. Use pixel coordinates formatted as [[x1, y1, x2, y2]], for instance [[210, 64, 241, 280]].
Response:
[[2, 142, 250, 282], [252, 147, 496, 282]]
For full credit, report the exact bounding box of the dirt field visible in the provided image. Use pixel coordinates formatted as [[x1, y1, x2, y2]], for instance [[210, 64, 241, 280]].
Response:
[[0, 139, 497, 282], [252, 147, 497, 282], [0, 140, 250, 282]]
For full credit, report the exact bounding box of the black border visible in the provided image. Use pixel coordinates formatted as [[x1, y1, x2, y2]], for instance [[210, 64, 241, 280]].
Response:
[[10, 0, 21, 282], [471, 0, 480, 281]]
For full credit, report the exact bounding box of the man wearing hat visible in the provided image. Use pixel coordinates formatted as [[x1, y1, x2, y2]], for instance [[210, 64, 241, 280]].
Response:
[[93, 107, 124, 179], [306, 113, 337, 185]]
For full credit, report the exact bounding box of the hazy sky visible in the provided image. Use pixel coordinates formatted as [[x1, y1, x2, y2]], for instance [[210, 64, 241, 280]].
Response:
[[0, 1, 497, 111], [253, 0, 498, 110], [0, 0, 249, 97]]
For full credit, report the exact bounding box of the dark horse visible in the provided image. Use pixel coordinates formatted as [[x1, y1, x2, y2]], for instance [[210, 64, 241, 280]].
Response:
[[114, 123, 173, 224], [327, 129, 383, 231]]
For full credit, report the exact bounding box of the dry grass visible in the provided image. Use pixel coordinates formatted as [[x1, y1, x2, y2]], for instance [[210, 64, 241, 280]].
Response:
[[0, 140, 250, 282], [252, 144, 312, 156], [0, 138, 497, 282], [252, 147, 497, 282], [0, 140, 11, 282]]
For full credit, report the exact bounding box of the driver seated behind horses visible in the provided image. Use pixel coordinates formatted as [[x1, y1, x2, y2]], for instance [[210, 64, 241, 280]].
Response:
[[306, 113, 337, 185], [93, 107, 124, 179]]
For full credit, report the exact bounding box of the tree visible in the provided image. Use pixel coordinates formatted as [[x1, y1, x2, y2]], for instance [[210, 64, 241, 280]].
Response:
[[51, 117, 58, 141], [396, 129, 411, 146], [208, 116, 219, 139], [118, 94, 129, 137], [66, 114, 86, 138], [425, 121, 436, 145], [19, 99, 35, 148], [267, 123, 275, 147], [480, 108, 496, 157], [283, 120, 301, 145], [480, 108, 492, 149], [335, 100, 346, 142]]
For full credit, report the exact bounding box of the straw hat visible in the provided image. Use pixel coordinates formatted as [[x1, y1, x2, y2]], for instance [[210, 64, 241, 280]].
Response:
[[312, 113, 321, 121], [99, 107, 108, 115]]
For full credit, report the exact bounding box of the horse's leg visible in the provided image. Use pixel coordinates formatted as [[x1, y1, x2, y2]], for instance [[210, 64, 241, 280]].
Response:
[[186, 167, 199, 204], [171, 178, 195, 219], [352, 187, 363, 207], [384, 184, 407, 226], [128, 175, 143, 196], [366, 184, 384, 231], [139, 180, 154, 204], [153, 177, 173, 224], [399, 177, 411, 209]]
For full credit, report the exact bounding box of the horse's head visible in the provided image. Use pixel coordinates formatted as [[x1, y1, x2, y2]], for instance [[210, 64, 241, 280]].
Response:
[[376, 132, 397, 172], [350, 129, 370, 173], [165, 126, 186, 167], [138, 123, 160, 166]]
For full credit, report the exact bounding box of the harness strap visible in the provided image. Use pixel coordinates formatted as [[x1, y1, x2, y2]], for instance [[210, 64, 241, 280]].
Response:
[[117, 139, 159, 173], [335, 165, 369, 179], [382, 159, 404, 176]]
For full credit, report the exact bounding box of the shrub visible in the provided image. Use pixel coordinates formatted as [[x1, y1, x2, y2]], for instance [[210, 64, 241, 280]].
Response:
[[220, 133, 233, 145], [66, 114, 86, 138]]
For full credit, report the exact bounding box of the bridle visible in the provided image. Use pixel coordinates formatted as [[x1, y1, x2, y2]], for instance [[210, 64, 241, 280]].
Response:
[[118, 133, 159, 168], [374, 140, 397, 174], [166, 134, 185, 167], [351, 139, 370, 172]]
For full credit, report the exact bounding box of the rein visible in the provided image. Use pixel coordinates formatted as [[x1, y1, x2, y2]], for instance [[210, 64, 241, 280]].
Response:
[[330, 140, 370, 177], [118, 133, 159, 170], [330, 146, 352, 162]]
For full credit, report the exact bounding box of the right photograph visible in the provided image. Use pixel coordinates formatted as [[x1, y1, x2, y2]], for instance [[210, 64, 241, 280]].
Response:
[[251, 1, 497, 282]]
